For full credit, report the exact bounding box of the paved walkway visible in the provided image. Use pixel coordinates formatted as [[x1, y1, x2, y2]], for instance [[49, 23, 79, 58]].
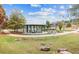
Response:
[[7, 29, 79, 37]]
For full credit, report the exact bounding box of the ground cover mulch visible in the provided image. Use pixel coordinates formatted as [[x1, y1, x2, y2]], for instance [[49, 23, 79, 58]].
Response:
[[0, 31, 23, 35], [10, 31, 23, 34]]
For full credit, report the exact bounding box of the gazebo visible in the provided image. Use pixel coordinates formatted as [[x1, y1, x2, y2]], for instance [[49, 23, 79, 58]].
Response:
[[23, 23, 46, 34]]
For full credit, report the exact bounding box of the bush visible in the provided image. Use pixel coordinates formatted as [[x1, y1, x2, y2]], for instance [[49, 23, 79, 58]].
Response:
[[66, 23, 72, 27]]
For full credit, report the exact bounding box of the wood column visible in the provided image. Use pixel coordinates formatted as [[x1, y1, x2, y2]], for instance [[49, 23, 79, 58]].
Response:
[[27, 25, 28, 33]]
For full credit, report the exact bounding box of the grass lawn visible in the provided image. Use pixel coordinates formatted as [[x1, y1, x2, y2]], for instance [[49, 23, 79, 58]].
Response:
[[0, 34, 79, 54]]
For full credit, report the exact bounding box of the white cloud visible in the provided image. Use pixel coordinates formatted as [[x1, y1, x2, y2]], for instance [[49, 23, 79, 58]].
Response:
[[27, 7, 58, 23], [60, 5, 65, 9], [69, 5, 72, 8], [11, 9, 24, 14], [28, 11, 51, 16], [41, 8, 52, 12], [58, 10, 66, 15], [57, 10, 68, 21], [28, 8, 56, 16], [28, 8, 68, 22], [27, 7, 67, 22], [21, 10, 24, 13], [30, 4, 41, 7], [41, 8, 56, 13]]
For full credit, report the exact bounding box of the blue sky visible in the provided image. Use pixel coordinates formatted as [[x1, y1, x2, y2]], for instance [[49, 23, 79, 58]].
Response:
[[2, 4, 72, 24]]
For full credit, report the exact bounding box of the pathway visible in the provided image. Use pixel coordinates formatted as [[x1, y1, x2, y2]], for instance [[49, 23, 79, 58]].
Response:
[[7, 29, 79, 37]]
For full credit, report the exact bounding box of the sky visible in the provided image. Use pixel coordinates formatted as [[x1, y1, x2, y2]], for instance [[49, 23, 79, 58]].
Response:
[[2, 4, 73, 24]]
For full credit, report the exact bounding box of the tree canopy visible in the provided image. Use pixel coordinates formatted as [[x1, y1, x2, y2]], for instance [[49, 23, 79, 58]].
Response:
[[8, 9, 25, 31], [57, 21, 64, 31], [0, 4, 7, 31], [67, 4, 79, 26], [46, 21, 51, 29]]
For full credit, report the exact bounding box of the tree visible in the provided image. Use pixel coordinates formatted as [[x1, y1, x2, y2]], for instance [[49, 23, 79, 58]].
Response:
[[66, 21, 72, 27], [0, 5, 7, 31], [68, 4, 79, 26], [57, 21, 64, 31], [46, 21, 51, 29], [8, 9, 25, 32], [2, 16, 9, 29]]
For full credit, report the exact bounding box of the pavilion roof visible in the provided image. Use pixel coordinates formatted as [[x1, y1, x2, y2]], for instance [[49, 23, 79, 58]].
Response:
[[25, 23, 46, 25]]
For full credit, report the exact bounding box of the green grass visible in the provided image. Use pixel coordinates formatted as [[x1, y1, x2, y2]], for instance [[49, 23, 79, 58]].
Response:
[[0, 34, 79, 54]]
